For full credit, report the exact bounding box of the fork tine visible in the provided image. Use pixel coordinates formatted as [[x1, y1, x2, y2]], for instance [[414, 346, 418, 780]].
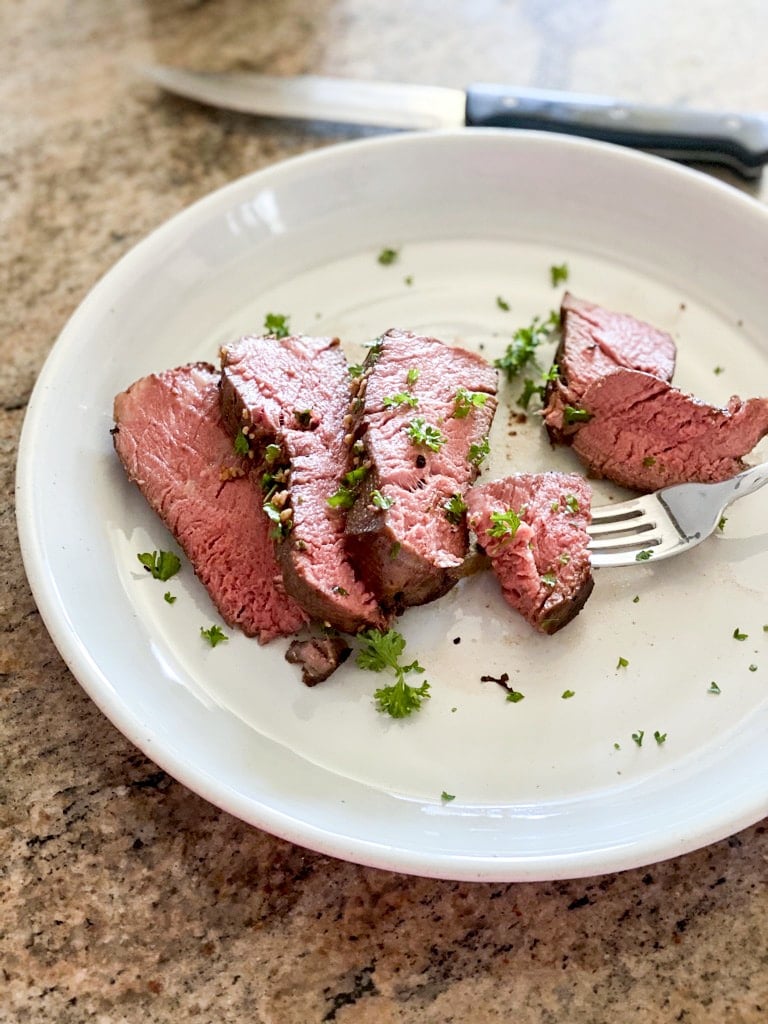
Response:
[[589, 498, 648, 522], [587, 517, 656, 537], [588, 533, 662, 552]]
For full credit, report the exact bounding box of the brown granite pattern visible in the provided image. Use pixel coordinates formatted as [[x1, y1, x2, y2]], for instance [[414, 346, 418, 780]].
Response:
[[3, 1, 768, 1021]]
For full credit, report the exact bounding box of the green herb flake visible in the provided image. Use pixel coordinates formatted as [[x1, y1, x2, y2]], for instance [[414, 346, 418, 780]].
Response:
[[635, 549, 653, 562], [709, 681, 721, 694], [348, 363, 364, 379], [377, 246, 399, 266], [496, 296, 510, 311], [733, 627, 748, 641], [493, 311, 559, 380], [631, 730, 644, 747], [264, 312, 290, 338], [488, 508, 524, 540], [383, 391, 419, 409], [642, 455, 656, 467], [441, 790, 456, 802], [404, 275, 414, 286], [233, 429, 250, 456], [371, 489, 394, 511], [550, 262, 569, 287], [163, 591, 176, 604], [406, 367, 420, 386], [632, 595, 640, 604], [467, 435, 490, 467], [405, 416, 446, 452], [564, 494, 580, 514], [714, 366, 725, 375], [505, 689, 525, 703], [453, 387, 489, 418], [617, 656, 629, 669], [262, 500, 291, 538], [443, 492, 468, 525], [137, 550, 181, 582], [563, 404, 593, 425], [561, 689, 575, 699], [264, 443, 282, 465], [358, 628, 431, 719], [654, 730, 667, 745], [389, 541, 401, 560], [541, 571, 557, 587], [201, 624, 228, 647], [558, 552, 571, 565], [613, 742, 621, 750], [749, 664, 758, 672], [718, 515, 728, 532]]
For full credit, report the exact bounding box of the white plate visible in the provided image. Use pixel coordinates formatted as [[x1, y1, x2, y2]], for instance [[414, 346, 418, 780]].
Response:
[[16, 131, 768, 882]]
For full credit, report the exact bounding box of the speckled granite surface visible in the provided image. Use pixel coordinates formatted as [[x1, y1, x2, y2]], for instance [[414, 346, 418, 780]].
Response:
[[3, 2, 768, 1021]]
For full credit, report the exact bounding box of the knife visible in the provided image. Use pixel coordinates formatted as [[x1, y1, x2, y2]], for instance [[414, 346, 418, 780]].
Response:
[[145, 65, 768, 179]]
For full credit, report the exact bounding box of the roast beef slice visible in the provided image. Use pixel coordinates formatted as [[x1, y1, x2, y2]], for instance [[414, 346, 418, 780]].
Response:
[[220, 334, 385, 633], [572, 368, 768, 490], [544, 292, 677, 443], [467, 473, 594, 634], [345, 328, 498, 611], [112, 363, 308, 643]]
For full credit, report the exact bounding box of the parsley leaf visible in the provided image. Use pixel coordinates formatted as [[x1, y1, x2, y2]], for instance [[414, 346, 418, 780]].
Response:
[[371, 489, 394, 510], [406, 367, 420, 386], [383, 391, 418, 409], [373, 678, 430, 717], [327, 465, 369, 509], [348, 363, 364, 379], [377, 246, 399, 265], [563, 404, 593, 424], [443, 492, 467, 525], [733, 627, 748, 641], [405, 416, 446, 452], [467, 435, 490, 467], [708, 681, 721, 694], [631, 730, 644, 747], [635, 550, 653, 562], [264, 312, 290, 338], [200, 624, 228, 647], [233, 429, 250, 456], [653, 730, 667, 745], [561, 689, 575, 699], [494, 311, 559, 380], [453, 387, 489, 419], [541, 571, 557, 587], [496, 296, 510, 311], [358, 629, 431, 719], [441, 790, 456, 802], [137, 550, 181, 582], [505, 689, 525, 703], [488, 508, 524, 540], [616, 656, 629, 669], [163, 591, 176, 604], [550, 262, 569, 287]]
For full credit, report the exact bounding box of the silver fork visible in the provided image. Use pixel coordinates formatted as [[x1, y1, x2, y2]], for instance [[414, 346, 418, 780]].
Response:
[[588, 460, 768, 567]]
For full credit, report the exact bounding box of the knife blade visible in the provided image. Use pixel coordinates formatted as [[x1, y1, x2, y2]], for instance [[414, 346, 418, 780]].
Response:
[[145, 65, 768, 179]]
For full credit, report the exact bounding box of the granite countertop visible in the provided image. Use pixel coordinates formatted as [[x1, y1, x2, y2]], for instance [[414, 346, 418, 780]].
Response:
[[3, 2, 768, 1021]]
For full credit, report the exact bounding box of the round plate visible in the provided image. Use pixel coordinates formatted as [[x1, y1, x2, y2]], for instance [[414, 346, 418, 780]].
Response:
[[16, 130, 768, 881]]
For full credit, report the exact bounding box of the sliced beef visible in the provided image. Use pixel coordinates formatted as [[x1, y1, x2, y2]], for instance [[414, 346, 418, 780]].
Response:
[[466, 473, 593, 634], [220, 334, 385, 634], [345, 328, 498, 611], [544, 293, 677, 443], [571, 368, 768, 490], [285, 634, 352, 686], [112, 363, 308, 643]]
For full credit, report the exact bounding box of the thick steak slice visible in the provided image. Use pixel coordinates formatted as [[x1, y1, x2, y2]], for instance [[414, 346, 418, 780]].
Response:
[[345, 328, 498, 611], [467, 473, 593, 635], [544, 293, 677, 443], [112, 363, 308, 643], [572, 368, 768, 490], [220, 335, 384, 633]]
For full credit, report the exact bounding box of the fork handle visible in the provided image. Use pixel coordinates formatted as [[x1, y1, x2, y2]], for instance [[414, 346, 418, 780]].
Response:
[[726, 460, 768, 505]]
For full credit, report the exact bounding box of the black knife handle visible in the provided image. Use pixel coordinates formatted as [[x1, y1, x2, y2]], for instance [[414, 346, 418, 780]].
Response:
[[466, 84, 768, 178]]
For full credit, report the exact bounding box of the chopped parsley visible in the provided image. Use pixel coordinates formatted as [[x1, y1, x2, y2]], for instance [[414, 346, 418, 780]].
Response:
[[233, 429, 250, 456], [561, 689, 575, 699], [383, 391, 418, 409], [714, 366, 725, 375], [200, 624, 228, 647], [294, 409, 313, 428], [653, 730, 667, 745], [563, 404, 593, 425], [749, 664, 758, 672], [467, 435, 490, 467], [327, 465, 369, 509], [348, 363, 364, 379], [642, 455, 656, 467], [718, 515, 728, 532], [377, 246, 399, 265], [357, 628, 431, 719], [263, 500, 292, 538], [443, 492, 468, 525], [505, 689, 525, 703], [616, 656, 629, 669], [550, 262, 569, 287], [137, 549, 181, 582], [635, 550, 653, 562], [488, 508, 524, 540], [404, 274, 414, 286], [406, 367, 420, 386], [264, 312, 290, 338], [370, 489, 394, 510], [494, 311, 559, 380], [631, 730, 644, 747], [405, 416, 446, 452], [632, 595, 640, 604], [558, 552, 571, 565], [733, 627, 748, 640], [496, 296, 510, 311], [264, 443, 281, 465], [564, 494, 580, 514], [708, 681, 721, 694], [453, 387, 489, 418], [441, 790, 456, 802], [163, 591, 176, 604], [541, 571, 557, 587]]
